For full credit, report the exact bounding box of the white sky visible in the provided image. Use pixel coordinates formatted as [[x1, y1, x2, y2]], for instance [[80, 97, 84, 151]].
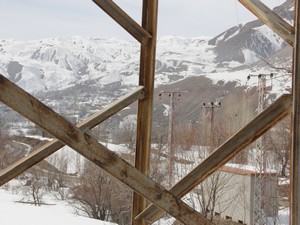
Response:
[[0, 0, 286, 41]]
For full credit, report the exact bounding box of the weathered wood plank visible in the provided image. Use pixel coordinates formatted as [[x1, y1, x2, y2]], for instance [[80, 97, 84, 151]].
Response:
[[77, 86, 144, 131], [291, 0, 300, 224], [239, 0, 295, 46], [92, 0, 151, 45], [0, 75, 213, 225], [132, 1, 158, 225], [136, 94, 292, 223], [0, 86, 144, 186]]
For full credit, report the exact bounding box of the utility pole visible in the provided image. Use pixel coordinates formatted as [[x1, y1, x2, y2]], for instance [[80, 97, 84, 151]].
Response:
[[247, 73, 273, 225], [202, 101, 221, 147], [159, 91, 186, 187]]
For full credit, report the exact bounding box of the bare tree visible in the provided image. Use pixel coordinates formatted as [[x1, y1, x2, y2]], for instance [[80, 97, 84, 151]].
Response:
[[264, 117, 291, 177], [184, 170, 241, 223], [115, 115, 136, 151], [260, 56, 292, 74], [69, 159, 132, 224], [69, 160, 112, 220], [110, 180, 132, 225], [46, 150, 70, 200], [22, 166, 47, 206]]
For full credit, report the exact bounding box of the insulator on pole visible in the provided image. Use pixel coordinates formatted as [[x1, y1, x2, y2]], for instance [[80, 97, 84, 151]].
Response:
[[159, 93, 162, 100]]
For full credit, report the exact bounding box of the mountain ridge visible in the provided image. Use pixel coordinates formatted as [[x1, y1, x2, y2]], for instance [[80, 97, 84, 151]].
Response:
[[0, 0, 293, 133]]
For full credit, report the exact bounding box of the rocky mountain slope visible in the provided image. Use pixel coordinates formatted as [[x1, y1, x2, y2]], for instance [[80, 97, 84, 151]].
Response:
[[208, 0, 293, 64], [0, 0, 293, 134]]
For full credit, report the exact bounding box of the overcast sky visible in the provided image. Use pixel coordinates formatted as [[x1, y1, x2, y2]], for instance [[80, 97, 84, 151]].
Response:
[[0, 0, 286, 41]]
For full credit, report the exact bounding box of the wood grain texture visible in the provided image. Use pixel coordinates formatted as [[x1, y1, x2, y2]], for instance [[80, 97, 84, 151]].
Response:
[[132, 1, 159, 224], [93, 0, 151, 45], [0, 86, 144, 186]]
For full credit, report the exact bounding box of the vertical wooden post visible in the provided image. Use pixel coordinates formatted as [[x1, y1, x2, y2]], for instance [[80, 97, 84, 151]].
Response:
[[133, 0, 158, 225], [291, 1, 300, 224]]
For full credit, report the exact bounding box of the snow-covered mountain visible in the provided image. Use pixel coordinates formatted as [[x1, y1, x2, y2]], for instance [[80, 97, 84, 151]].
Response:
[[0, 0, 293, 130], [208, 0, 293, 64], [0, 35, 227, 94], [0, 37, 141, 94], [0, 0, 293, 95], [0, 32, 284, 96]]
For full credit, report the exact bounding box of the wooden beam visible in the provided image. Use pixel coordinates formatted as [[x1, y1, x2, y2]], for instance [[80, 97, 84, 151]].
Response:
[[0, 86, 144, 186], [136, 94, 292, 223], [92, 0, 152, 45], [0, 75, 213, 225], [132, 1, 158, 225], [291, 0, 300, 224], [239, 0, 295, 46]]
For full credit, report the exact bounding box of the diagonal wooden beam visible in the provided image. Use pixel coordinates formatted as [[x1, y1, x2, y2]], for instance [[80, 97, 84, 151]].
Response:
[[136, 94, 292, 223], [239, 0, 295, 46], [0, 75, 213, 225], [0, 86, 145, 186], [92, 0, 152, 45], [132, 1, 158, 224]]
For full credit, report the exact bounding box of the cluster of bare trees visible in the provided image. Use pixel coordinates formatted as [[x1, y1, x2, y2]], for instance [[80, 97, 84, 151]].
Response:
[[190, 172, 241, 222], [0, 119, 133, 224], [68, 159, 132, 224]]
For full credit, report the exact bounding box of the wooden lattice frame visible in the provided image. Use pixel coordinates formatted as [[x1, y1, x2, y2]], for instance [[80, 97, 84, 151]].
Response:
[[0, 0, 299, 224]]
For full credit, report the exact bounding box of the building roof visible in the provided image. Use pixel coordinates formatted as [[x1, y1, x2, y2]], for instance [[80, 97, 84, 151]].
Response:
[[221, 163, 277, 176]]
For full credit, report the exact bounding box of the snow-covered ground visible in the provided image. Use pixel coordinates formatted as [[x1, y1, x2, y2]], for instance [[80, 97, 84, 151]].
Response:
[[0, 187, 116, 225]]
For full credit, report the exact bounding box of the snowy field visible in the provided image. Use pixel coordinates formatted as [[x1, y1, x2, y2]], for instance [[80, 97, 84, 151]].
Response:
[[0, 187, 116, 225], [0, 185, 290, 225]]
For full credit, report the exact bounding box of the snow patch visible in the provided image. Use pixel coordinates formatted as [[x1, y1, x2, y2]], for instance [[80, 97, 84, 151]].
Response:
[[242, 48, 260, 64], [254, 25, 284, 51]]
